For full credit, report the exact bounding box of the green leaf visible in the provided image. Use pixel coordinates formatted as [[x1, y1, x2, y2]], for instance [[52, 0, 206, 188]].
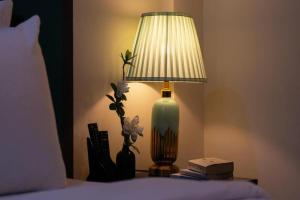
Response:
[[109, 103, 117, 110], [117, 97, 124, 103], [121, 94, 127, 101], [106, 94, 115, 102], [125, 50, 132, 60], [111, 83, 117, 93], [114, 102, 123, 111], [115, 102, 124, 108], [128, 54, 136, 61]]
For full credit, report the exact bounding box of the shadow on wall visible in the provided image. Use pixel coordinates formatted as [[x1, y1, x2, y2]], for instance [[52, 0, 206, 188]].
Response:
[[174, 83, 205, 165], [175, 83, 204, 123], [205, 87, 249, 129], [204, 86, 259, 178]]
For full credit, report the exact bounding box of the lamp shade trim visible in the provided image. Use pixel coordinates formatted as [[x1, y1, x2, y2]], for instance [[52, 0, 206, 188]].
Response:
[[126, 77, 207, 83], [141, 12, 192, 18]]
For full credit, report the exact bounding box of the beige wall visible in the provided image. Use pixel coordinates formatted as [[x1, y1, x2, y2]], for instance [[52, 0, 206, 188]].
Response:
[[74, 0, 300, 199], [202, 0, 300, 199], [174, 0, 203, 41], [74, 0, 205, 180]]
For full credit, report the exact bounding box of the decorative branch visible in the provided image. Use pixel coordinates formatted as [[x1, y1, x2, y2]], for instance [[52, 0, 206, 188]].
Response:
[[106, 50, 143, 153]]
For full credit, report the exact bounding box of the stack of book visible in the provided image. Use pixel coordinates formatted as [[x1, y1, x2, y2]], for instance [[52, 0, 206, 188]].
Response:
[[171, 158, 234, 181]]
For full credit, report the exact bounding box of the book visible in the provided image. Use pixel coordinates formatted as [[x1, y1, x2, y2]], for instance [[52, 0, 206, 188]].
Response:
[[180, 169, 206, 178], [180, 169, 233, 180], [188, 158, 234, 175], [170, 173, 208, 181]]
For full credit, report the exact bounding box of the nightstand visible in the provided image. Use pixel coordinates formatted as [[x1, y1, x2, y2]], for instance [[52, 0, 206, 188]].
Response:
[[135, 170, 258, 185]]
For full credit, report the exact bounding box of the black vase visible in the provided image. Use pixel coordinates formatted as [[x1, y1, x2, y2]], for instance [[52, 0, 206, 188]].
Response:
[[86, 130, 118, 182], [116, 145, 135, 180]]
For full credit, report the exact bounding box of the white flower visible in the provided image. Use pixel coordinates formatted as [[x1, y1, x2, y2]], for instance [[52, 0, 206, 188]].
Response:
[[123, 115, 143, 142], [116, 80, 129, 98]]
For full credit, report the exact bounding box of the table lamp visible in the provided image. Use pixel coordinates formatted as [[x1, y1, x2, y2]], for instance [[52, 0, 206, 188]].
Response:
[[126, 12, 207, 176]]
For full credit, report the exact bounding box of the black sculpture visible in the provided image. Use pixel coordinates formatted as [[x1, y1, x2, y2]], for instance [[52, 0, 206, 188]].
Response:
[[86, 123, 118, 182]]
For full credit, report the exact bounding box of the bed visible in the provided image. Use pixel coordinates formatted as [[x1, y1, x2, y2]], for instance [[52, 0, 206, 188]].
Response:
[[0, 1, 269, 199], [1, 179, 267, 200]]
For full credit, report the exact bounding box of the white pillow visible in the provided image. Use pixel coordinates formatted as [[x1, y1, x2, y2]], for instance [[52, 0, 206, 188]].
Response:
[[0, 0, 12, 27], [0, 15, 66, 195]]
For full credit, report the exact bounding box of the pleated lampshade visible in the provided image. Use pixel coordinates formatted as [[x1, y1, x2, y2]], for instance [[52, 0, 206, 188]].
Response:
[[126, 12, 207, 82]]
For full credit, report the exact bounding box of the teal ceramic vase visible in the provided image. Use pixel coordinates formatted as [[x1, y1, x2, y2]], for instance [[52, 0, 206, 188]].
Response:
[[149, 93, 179, 176]]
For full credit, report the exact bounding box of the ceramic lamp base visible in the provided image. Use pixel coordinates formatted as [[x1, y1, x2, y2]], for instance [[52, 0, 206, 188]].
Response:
[[148, 164, 179, 177]]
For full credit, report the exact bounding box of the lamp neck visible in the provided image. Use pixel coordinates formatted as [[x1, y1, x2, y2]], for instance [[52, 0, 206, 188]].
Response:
[[161, 81, 171, 98]]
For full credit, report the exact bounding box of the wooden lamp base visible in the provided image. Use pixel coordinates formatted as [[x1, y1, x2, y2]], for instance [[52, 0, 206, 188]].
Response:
[[149, 164, 179, 177]]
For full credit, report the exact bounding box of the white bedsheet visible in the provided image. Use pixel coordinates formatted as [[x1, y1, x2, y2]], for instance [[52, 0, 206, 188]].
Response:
[[0, 178, 269, 200]]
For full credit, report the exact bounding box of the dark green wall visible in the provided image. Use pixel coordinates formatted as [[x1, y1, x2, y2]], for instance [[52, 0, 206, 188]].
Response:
[[11, 0, 73, 177]]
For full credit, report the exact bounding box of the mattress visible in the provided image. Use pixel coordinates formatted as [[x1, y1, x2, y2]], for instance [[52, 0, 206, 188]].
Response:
[[0, 178, 268, 200]]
